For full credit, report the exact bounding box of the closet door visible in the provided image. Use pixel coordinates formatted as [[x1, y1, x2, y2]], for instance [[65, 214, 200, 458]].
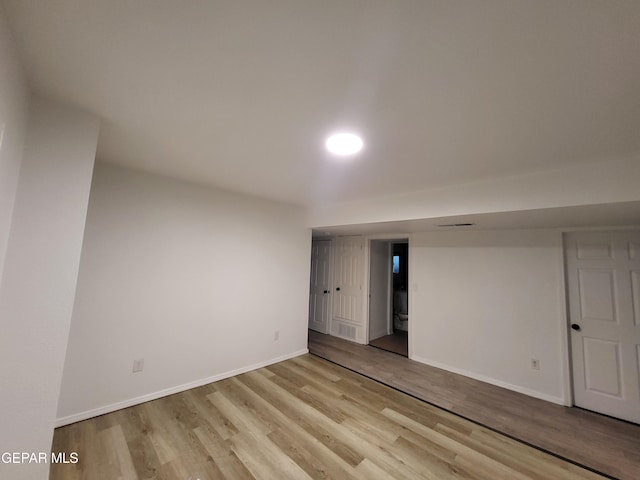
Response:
[[331, 236, 365, 342], [566, 231, 640, 423], [309, 240, 331, 334]]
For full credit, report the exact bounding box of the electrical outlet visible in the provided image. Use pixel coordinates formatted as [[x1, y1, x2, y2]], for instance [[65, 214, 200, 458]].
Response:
[[531, 358, 540, 371], [274, 330, 280, 341], [132, 358, 144, 373]]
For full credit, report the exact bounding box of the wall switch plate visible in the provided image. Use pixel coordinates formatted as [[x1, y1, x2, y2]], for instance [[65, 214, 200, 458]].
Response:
[[531, 359, 540, 370], [133, 358, 144, 373], [274, 330, 280, 341]]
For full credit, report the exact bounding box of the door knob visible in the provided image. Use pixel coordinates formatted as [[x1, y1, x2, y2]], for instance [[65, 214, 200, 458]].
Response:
[[323, 290, 329, 294], [336, 287, 341, 291], [571, 324, 581, 331]]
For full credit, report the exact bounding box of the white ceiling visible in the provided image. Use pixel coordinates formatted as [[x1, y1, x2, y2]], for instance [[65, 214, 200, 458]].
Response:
[[3, 0, 640, 208]]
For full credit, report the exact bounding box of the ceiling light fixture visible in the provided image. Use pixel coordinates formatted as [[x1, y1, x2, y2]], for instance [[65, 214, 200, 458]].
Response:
[[325, 133, 363, 156]]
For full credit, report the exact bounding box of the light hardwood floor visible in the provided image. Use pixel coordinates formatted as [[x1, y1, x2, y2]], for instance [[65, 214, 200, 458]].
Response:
[[309, 330, 640, 480], [51, 354, 608, 480]]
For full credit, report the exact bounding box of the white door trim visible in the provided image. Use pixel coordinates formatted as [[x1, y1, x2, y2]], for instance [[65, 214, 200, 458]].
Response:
[[557, 230, 573, 407]]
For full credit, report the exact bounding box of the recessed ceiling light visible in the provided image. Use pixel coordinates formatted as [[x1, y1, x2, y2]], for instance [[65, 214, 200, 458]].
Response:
[[325, 133, 363, 156]]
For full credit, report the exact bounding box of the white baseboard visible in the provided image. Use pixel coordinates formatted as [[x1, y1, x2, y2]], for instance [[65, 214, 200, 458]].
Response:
[[55, 348, 309, 427], [411, 355, 567, 406]]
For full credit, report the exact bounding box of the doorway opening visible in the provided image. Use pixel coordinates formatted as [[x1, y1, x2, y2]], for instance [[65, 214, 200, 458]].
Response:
[[368, 239, 408, 357]]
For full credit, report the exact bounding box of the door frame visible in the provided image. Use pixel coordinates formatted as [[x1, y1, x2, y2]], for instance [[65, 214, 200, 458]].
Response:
[[363, 234, 412, 356]]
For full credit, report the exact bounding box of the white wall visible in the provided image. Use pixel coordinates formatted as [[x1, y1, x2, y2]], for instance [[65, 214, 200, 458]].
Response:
[[0, 98, 99, 479], [57, 163, 311, 423], [410, 229, 568, 404], [0, 3, 29, 283]]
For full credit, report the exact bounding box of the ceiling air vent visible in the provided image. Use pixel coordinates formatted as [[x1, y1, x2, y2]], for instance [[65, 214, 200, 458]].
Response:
[[437, 223, 476, 227]]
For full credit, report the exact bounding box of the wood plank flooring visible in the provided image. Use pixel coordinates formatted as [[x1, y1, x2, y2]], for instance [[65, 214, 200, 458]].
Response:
[[309, 330, 640, 480], [369, 331, 408, 357], [51, 354, 608, 479]]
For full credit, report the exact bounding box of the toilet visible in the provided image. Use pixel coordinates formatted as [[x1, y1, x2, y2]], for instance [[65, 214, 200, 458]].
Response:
[[393, 289, 408, 332]]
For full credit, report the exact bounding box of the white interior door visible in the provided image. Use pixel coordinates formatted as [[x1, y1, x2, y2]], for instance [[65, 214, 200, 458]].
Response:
[[309, 239, 331, 334], [565, 231, 640, 423], [331, 236, 365, 342], [369, 240, 391, 341]]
